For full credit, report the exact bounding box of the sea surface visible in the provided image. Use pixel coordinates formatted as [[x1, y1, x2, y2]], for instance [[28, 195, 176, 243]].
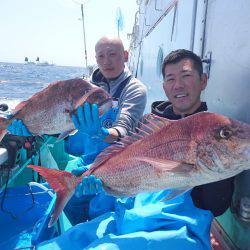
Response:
[[0, 62, 86, 111]]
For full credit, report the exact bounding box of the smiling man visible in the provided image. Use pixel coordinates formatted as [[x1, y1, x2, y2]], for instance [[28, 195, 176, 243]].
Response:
[[152, 49, 234, 217], [162, 54, 207, 116]]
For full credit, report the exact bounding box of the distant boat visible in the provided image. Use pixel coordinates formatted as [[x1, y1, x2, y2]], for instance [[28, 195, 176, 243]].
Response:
[[24, 57, 35, 65], [35, 57, 54, 66]]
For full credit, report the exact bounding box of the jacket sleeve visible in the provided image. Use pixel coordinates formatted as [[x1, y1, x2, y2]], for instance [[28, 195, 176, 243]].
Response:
[[112, 79, 147, 137], [191, 177, 235, 216]]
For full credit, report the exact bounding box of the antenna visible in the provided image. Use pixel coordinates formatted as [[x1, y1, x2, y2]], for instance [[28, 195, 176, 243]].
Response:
[[81, 4, 88, 68]]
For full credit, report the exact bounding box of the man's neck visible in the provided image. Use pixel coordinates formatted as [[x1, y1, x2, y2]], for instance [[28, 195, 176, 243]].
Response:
[[162, 102, 207, 120], [105, 67, 125, 82], [106, 72, 123, 81], [173, 101, 202, 117]]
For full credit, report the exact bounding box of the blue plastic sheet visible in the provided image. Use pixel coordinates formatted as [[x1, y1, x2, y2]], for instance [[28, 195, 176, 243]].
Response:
[[37, 190, 213, 250], [0, 184, 57, 250]]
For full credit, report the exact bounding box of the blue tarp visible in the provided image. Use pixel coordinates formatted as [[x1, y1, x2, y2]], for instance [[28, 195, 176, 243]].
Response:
[[0, 183, 57, 250], [37, 190, 213, 250]]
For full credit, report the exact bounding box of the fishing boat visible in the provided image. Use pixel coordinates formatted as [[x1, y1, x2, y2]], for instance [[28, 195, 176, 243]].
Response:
[[1, 0, 249, 249], [24, 57, 35, 65], [35, 57, 54, 66], [128, 0, 250, 249]]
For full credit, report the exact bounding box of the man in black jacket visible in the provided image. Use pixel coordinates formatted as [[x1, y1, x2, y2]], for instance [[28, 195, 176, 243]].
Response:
[[152, 49, 234, 217]]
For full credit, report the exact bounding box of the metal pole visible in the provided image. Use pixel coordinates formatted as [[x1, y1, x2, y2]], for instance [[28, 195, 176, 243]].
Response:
[[118, 21, 120, 37], [81, 4, 88, 68]]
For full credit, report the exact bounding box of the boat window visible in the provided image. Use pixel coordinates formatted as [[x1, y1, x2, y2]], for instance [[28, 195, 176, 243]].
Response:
[[156, 47, 164, 77]]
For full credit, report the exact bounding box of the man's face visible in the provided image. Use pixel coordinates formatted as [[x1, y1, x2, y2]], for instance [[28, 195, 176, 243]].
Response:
[[163, 59, 207, 115], [95, 42, 125, 79]]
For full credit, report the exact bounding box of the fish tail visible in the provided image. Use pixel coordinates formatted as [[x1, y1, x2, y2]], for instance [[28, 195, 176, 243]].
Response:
[[0, 117, 7, 141], [27, 165, 81, 227]]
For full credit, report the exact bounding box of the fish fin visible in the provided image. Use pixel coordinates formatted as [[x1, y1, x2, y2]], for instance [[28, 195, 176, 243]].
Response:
[[135, 156, 181, 170], [89, 114, 174, 172], [12, 100, 29, 115], [121, 113, 173, 147], [27, 165, 79, 227], [48, 189, 75, 228], [89, 142, 126, 173], [90, 151, 182, 176], [74, 87, 100, 110], [57, 129, 78, 141], [135, 156, 195, 173], [142, 112, 172, 124], [161, 188, 192, 202], [139, 113, 173, 130]]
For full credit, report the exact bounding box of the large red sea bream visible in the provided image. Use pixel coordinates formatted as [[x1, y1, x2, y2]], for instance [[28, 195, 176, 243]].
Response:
[[0, 78, 112, 141], [28, 112, 250, 227]]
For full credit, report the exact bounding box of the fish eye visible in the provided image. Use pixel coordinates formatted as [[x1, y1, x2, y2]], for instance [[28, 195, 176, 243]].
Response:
[[219, 127, 232, 139]]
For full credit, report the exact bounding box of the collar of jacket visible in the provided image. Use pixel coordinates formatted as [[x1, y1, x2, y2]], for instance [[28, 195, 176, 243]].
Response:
[[91, 66, 132, 92], [151, 101, 208, 120]]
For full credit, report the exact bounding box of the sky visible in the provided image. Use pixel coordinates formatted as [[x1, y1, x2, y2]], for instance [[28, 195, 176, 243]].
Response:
[[0, 0, 138, 67]]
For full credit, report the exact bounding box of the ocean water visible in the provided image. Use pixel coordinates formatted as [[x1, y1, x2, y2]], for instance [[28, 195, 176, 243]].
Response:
[[0, 62, 86, 110]]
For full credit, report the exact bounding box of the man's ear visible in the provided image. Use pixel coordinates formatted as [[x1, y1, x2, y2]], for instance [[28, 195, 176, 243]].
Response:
[[200, 73, 208, 90], [124, 50, 129, 62]]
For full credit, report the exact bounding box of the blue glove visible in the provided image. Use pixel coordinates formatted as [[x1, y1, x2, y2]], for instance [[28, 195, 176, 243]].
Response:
[[71, 165, 89, 176], [66, 102, 114, 156], [72, 102, 109, 140], [70, 153, 99, 175], [80, 151, 100, 165], [72, 166, 103, 197], [74, 172, 103, 197], [76, 175, 103, 196], [7, 119, 32, 136]]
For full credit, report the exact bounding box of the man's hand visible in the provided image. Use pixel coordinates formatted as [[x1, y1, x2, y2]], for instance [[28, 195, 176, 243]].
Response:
[[72, 103, 107, 138], [72, 102, 120, 143], [104, 128, 120, 143], [7, 119, 32, 136], [77, 175, 103, 196], [72, 102, 119, 143]]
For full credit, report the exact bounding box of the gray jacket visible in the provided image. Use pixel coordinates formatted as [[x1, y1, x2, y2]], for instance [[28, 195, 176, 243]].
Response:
[[90, 66, 147, 136]]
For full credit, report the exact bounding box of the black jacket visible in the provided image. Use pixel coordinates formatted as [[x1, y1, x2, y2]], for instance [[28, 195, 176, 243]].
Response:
[[151, 101, 234, 217]]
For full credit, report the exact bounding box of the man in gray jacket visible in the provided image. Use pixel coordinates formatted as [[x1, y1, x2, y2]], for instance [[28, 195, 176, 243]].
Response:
[[63, 37, 147, 225], [65, 36, 147, 155]]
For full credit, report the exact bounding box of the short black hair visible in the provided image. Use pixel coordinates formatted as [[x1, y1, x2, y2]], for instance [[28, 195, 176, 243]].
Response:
[[162, 49, 203, 78]]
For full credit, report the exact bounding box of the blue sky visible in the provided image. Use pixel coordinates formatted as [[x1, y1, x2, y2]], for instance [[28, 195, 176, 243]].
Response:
[[0, 0, 138, 67]]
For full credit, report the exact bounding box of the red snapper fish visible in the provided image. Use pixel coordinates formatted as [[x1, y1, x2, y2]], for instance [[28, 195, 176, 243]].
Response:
[[28, 112, 250, 227], [0, 78, 112, 141]]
